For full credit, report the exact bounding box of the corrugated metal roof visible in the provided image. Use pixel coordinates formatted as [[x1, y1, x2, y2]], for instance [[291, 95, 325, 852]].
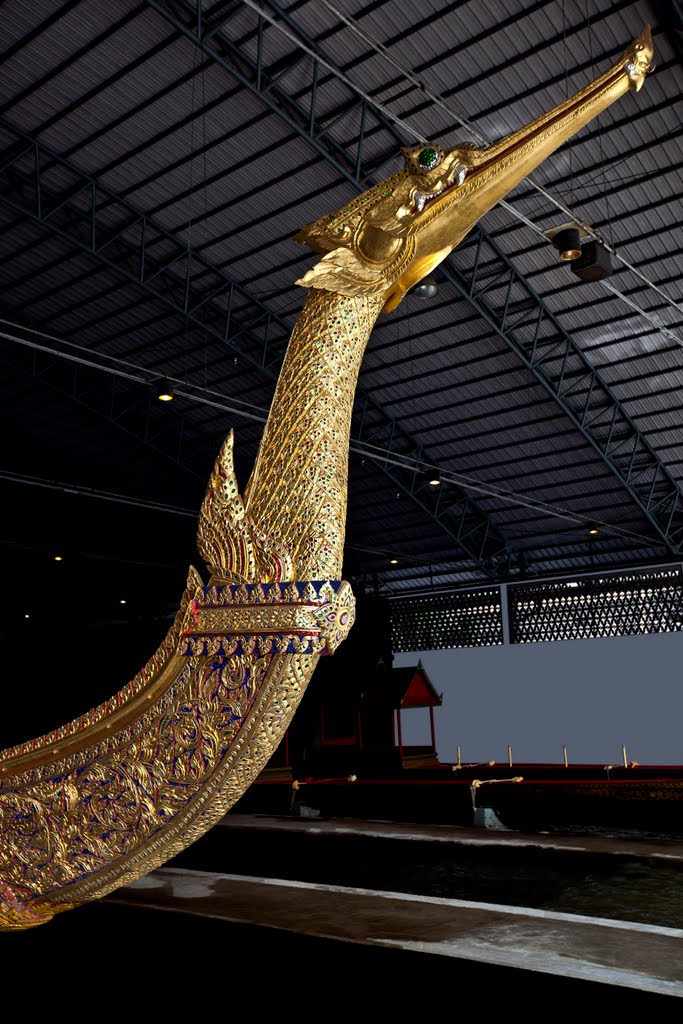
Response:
[[1, 0, 681, 600]]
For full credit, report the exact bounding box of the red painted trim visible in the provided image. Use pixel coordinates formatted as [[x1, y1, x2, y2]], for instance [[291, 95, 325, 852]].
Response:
[[182, 629, 320, 637], [195, 602, 323, 611]]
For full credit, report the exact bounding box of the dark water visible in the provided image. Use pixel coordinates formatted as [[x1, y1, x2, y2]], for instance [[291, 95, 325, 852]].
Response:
[[2, 817, 680, 1010], [168, 816, 683, 930]]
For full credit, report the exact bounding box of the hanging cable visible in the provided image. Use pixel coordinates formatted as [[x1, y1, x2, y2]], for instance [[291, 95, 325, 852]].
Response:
[[0, 323, 271, 423], [585, 0, 615, 256], [351, 437, 668, 548], [0, 318, 674, 549]]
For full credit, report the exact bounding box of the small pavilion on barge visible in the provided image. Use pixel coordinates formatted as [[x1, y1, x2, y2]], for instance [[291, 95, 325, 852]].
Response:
[[268, 661, 443, 778]]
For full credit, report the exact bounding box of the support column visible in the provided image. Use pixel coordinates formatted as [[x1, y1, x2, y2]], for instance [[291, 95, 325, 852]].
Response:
[[500, 583, 511, 645]]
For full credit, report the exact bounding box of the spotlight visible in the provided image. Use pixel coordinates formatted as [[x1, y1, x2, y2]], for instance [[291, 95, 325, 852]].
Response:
[[587, 524, 599, 536], [570, 240, 613, 282], [428, 477, 441, 487], [554, 227, 582, 261], [156, 377, 175, 402], [54, 555, 63, 561], [412, 275, 439, 298], [390, 558, 398, 565]]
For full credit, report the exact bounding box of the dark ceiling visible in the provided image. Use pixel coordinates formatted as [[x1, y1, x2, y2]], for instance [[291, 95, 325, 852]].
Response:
[[1, 0, 682, 614]]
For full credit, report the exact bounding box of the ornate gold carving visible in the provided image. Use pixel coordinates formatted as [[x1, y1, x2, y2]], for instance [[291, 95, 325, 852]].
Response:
[[0, 567, 203, 773], [183, 579, 355, 656], [197, 430, 294, 584], [295, 27, 653, 313], [0, 27, 655, 929], [244, 289, 385, 581]]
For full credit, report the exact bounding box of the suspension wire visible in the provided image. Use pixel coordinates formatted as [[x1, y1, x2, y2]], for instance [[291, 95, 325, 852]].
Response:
[[241, 0, 682, 341], [585, 0, 615, 251], [0, 455, 664, 561], [200, 41, 212, 388], [562, 0, 575, 208], [0, 469, 198, 518], [0, 323, 271, 422], [350, 438, 665, 548], [185, 41, 200, 368], [7, 468, 658, 583], [0, 320, 665, 548]]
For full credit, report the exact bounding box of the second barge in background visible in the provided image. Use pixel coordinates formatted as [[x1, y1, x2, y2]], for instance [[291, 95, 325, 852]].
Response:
[[232, 661, 683, 835]]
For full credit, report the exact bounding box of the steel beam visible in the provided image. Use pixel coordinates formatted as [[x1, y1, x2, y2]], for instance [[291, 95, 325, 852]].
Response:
[[0, 344, 205, 479], [441, 232, 683, 550]]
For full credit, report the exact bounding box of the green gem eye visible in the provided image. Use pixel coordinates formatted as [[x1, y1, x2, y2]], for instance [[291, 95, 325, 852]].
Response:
[[418, 146, 439, 170]]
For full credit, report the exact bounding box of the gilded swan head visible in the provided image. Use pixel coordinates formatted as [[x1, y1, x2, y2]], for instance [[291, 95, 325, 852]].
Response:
[[294, 26, 653, 313]]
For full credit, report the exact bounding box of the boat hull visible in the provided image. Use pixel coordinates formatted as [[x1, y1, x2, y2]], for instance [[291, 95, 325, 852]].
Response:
[[233, 764, 683, 835], [476, 777, 683, 834]]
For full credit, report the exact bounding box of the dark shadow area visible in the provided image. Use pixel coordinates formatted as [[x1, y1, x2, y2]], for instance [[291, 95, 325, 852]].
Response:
[[1, 900, 678, 1012]]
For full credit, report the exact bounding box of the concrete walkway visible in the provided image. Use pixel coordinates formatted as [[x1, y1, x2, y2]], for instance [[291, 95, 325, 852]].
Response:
[[111, 864, 683, 998]]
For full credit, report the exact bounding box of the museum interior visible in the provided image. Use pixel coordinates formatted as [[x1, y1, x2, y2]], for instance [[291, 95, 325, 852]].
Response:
[[0, 0, 681, 1005]]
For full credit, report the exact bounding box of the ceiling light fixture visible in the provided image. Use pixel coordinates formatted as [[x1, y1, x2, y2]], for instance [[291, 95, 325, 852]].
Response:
[[54, 555, 63, 561], [554, 227, 582, 261], [412, 275, 439, 298], [156, 377, 175, 402], [428, 477, 441, 487], [587, 524, 600, 536], [390, 558, 398, 564]]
